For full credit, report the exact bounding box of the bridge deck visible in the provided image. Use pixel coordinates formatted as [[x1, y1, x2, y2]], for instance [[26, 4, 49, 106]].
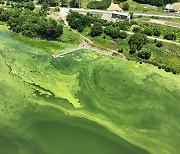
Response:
[[52, 48, 82, 58]]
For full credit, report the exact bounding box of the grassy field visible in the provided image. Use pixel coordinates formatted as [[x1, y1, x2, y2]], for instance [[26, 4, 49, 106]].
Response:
[[120, 0, 163, 13], [0, 26, 180, 154]]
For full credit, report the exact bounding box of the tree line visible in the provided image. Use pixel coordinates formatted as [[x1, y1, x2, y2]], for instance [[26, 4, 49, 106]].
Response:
[[0, 8, 63, 40], [133, 0, 179, 6]]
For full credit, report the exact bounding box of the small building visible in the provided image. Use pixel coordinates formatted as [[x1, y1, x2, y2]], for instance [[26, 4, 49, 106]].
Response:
[[164, 4, 178, 12], [164, 4, 171, 11], [111, 11, 130, 21]]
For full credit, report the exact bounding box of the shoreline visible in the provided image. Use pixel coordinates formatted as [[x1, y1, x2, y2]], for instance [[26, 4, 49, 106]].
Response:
[[0, 24, 179, 75]]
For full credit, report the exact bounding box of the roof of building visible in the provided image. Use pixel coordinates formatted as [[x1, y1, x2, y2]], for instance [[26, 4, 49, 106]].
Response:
[[107, 3, 123, 12], [112, 11, 130, 16]]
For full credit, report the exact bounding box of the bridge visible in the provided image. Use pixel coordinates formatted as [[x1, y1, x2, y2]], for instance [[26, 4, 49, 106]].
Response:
[[52, 48, 83, 58]]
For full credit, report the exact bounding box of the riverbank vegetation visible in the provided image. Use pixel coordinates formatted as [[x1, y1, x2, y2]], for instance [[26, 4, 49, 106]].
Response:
[[0, 7, 63, 40]]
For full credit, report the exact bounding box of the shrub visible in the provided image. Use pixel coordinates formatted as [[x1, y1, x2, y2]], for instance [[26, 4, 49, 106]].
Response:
[[118, 48, 124, 53], [119, 31, 127, 39], [138, 51, 151, 60], [129, 44, 137, 54], [144, 28, 153, 36], [153, 28, 161, 36], [156, 41, 163, 48], [24, 2, 35, 11], [123, 2, 129, 10], [164, 33, 176, 40], [54, 7, 60, 12], [132, 26, 142, 33], [130, 12, 133, 19]]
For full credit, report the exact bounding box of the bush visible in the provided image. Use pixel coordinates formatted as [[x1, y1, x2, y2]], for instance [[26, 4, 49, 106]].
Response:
[[24, 2, 35, 11], [118, 48, 124, 53], [119, 31, 127, 39], [123, 2, 129, 10], [164, 33, 176, 40], [144, 28, 153, 36], [156, 41, 163, 48], [54, 7, 60, 12], [130, 12, 133, 19], [129, 44, 137, 54], [132, 26, 142, 33], [138, 51, 151, 60], [69, 0, 79, 8], [153, 28, 161, 36]]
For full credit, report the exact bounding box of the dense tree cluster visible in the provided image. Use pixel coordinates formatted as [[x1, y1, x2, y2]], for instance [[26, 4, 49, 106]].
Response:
[[67, 11, 130, 39], [66, 11, 94, 32], [87, 0, 111, 10], [133, 0, 179, 6], [104, 25, 127, 39], [0, 8, 63, 40]]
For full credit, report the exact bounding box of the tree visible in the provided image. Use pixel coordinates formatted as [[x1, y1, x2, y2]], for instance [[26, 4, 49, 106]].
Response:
[[123, 2, 129, 10], [90, 22, 102, 37], [128, 33, 148, 51]]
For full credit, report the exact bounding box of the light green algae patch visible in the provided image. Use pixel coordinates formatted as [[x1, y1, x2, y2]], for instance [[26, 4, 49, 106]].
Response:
[[0, 27, 180, 154]]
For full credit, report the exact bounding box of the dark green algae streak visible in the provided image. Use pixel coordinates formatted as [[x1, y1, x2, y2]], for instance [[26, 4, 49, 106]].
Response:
[[0, 27, 180, 154]]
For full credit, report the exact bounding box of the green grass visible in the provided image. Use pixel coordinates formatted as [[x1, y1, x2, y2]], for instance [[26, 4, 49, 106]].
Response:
[[0, 27, 180, 154], [120, 0, 163, 13]]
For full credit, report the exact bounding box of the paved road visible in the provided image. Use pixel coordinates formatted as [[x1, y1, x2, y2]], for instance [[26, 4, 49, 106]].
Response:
[[58, 7, 180, 19], [35, 6, 180, 19], [133, 13, 180, 19]]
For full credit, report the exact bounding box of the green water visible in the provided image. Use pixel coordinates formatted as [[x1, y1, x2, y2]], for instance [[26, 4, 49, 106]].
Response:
[[0, 26, 180, 154]]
